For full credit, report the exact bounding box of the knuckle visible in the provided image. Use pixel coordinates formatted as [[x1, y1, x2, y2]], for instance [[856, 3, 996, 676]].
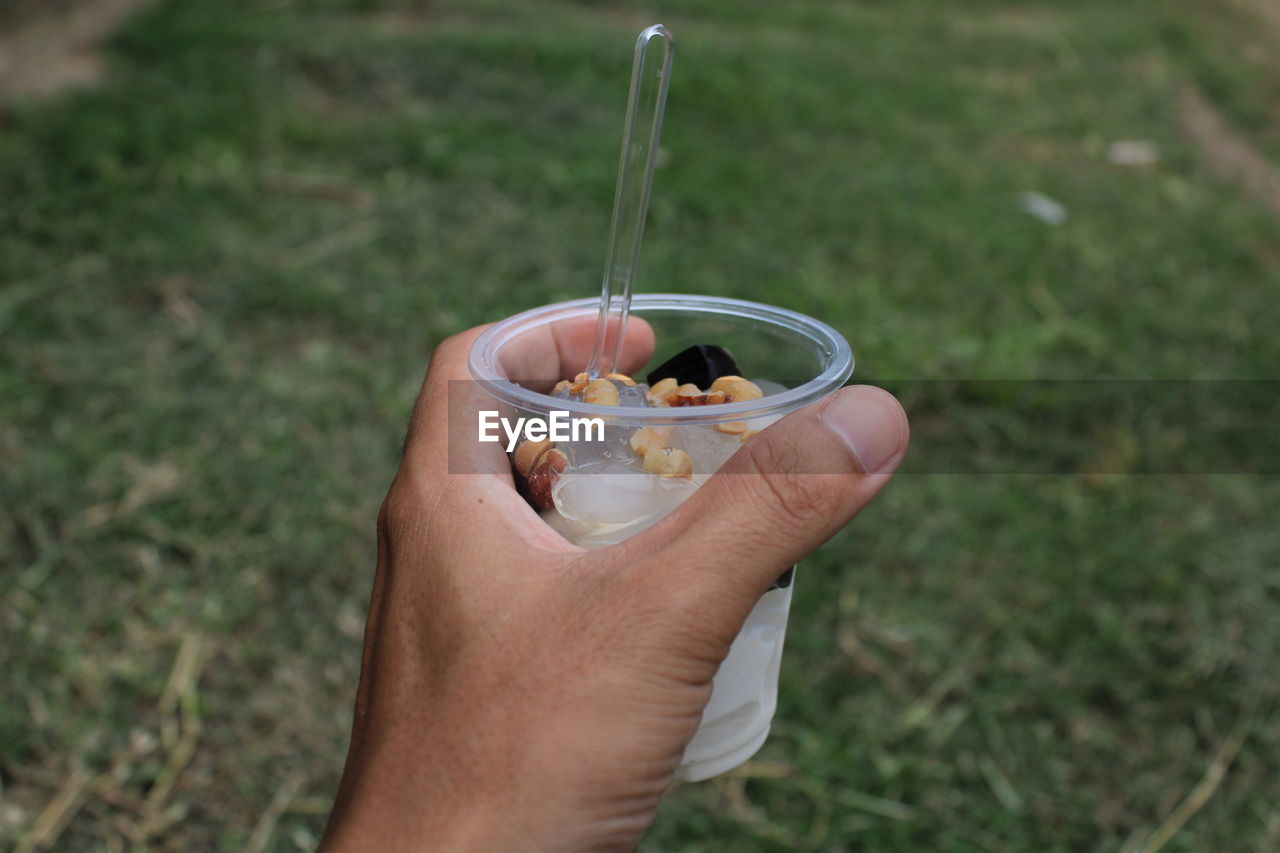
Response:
[[735, 439, 842, 533], [765, 472, 840, 533], [738, 432, 804, 476], [432, 329, 476, 361], [378, 481, 416, 538], [378, 473, 438, 541]]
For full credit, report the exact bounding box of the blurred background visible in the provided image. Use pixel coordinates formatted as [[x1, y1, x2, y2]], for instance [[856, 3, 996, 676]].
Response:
[[1, 0, 1278, 850]]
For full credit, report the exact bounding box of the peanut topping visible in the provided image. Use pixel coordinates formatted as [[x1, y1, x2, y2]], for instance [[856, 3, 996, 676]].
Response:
[[647, 377, 678, 406], [553, 379, 572, 393], [642, 447, 693, 479], [526, 448, 568, 510], [710, 376, 763, 402], [669, 390, 727, 407], [582, 379, 620, 406], [606, 372, 637, 386], [715, 420, 750, 435], [513, 437, 553, 478], [629, 426, 673, 457]]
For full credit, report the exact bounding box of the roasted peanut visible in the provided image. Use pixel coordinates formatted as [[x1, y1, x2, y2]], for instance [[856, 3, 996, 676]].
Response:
[[704, 390, 728, 405], [526, 448, 568, 510], [629, 426, 673, 457], [553, 379, 572, 393], [710, 376, 763, 402], [669, 391, 729, 407], [582, 379, 620, 406], [642, 447, 693, 479], [513, 436, 553, 478], [647, 377, 679, 406], [715, 420, 750, 435]]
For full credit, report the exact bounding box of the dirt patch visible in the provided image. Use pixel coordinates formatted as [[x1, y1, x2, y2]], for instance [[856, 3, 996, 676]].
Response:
[[1229, 0, 1280, 36], [1179, 84, 1280, 216], [947, 6, 1068, 39], [0, 0, 153, 105]]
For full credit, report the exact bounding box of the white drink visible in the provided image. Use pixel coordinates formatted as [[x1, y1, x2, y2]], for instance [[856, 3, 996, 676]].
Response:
[[535, 379, 791, 781], [470, 294, 855, 785]]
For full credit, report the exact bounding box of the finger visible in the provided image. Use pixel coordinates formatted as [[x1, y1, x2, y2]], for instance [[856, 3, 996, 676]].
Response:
[[405, 325, 510, 478], [407, 316, 656, 478], [496, 315, 656, 388], [623, 385, 909, 616], [392, 317, 657, 555], [552, 314, 655, 378], [391, 325, 575, 553]]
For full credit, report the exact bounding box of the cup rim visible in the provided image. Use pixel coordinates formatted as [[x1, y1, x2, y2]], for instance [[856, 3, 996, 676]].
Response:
[[468, 294, 854, 426]]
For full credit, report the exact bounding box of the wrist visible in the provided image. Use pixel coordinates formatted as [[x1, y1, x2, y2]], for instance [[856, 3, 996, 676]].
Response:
[[324, 724, 600, 852], [324, 761, 514, 852]]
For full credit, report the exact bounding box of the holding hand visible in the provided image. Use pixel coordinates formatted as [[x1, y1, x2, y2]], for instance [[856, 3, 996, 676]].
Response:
[[323, 319, 909, 852]]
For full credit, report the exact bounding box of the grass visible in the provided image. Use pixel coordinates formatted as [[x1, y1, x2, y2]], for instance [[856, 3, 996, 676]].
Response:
[[2, 0, 1278, 849]]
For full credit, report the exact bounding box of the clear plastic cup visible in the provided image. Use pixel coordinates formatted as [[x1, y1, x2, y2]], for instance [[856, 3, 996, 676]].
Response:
[[468, 294, 853, 781]]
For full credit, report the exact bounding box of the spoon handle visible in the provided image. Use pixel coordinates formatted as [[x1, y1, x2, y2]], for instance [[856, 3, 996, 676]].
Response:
[[586, 24, 674, 378]]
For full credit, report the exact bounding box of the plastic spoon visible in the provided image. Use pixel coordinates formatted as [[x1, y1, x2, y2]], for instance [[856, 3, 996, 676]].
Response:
[[585, 24, 674, 379]]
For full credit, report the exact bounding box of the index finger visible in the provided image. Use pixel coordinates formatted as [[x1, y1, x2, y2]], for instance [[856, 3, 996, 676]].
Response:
[[491, 313, 657, 391], [404, 315, 656, 480]]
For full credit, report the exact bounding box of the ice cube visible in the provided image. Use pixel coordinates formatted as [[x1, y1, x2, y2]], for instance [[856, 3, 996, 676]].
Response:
[[562, 432, 611, 469], [563, 477, 700, 548], [616, 382, 650, 408], [669, 425, 742, 475], [561, 423, 637, 470], [552, 464, 697, 525]]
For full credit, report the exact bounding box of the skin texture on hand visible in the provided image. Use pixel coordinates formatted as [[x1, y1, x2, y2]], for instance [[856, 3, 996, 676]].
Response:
[[321, 319, 909, 852]]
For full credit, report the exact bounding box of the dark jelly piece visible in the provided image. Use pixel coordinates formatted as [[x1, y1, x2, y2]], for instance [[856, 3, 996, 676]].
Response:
[[769, 566, 796, 591], [645, 345, 740, 389]]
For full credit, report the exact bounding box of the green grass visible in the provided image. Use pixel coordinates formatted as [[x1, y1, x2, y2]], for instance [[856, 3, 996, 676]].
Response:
[[2, 0, 1279, 849]]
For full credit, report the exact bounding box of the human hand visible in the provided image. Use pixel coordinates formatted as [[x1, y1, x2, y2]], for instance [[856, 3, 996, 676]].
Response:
[[322, 318, 909, 852]]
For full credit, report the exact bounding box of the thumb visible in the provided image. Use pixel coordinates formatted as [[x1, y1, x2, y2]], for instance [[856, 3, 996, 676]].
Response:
[[631, 385, 909, 618]]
